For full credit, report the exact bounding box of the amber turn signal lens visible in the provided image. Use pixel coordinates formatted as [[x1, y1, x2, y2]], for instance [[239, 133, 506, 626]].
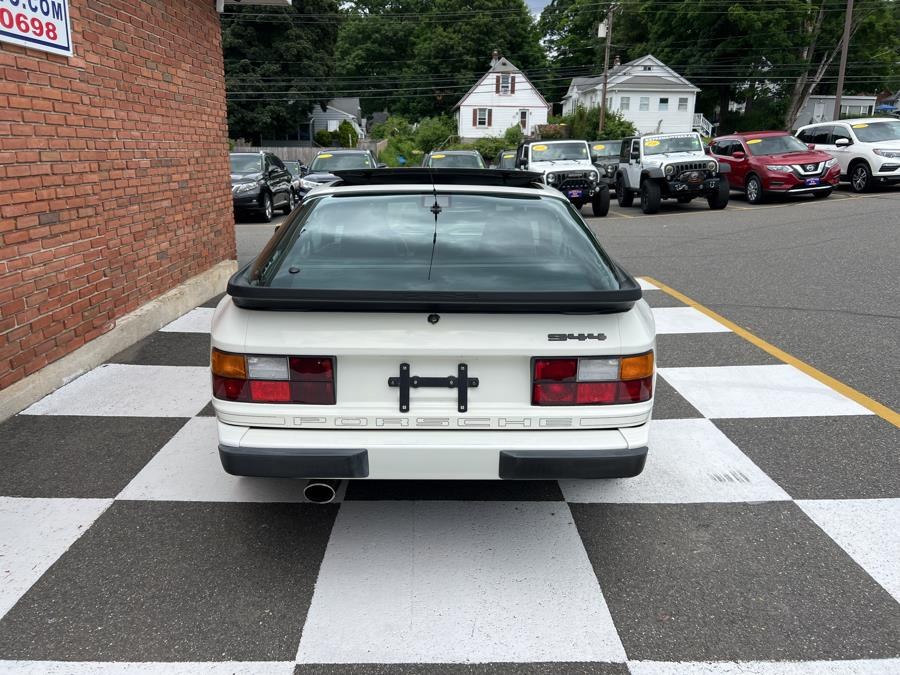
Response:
[[619, 351, 654, 381], [211, 349, 247, 379]]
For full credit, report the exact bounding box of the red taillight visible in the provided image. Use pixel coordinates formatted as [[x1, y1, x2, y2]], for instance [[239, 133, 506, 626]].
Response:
[[533, 382, 576, 405], [211, 349, 335, 405], [532, 354, 653, 406], [534, 358, 577, 381], [290, 357, 333, 381], [249, 380, 292, 402]]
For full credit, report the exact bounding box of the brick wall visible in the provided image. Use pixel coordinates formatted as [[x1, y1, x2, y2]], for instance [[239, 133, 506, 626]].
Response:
[[0, 0, 235, 390]]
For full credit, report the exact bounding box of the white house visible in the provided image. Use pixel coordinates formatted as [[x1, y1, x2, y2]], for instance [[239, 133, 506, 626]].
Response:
[[454, 52, 550, 142], [308, 98, 366, 139], [562, 55, 710, 135], [792, 94, 878, 129]]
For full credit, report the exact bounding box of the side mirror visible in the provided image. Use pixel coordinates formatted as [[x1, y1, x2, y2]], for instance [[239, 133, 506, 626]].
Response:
[[299, 165, 308, 175], [732, 151, 745, 160], [807, 144, 815, 151], [704, 146, 712, 155], [835, 138, 851, 147], [377, 163, 387, 168], [630, 152, 640, 161], [517, 157, 528, 168]]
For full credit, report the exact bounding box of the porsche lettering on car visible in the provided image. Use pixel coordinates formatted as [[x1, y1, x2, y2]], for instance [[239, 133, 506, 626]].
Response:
[[210, 169, 656, 484]]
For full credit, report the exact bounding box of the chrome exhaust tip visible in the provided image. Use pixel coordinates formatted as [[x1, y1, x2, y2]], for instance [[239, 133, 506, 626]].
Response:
[[303, 479, 339, 504]]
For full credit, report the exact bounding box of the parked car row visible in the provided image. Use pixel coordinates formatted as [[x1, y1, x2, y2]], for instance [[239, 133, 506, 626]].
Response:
[[231, 117, 898, 221]]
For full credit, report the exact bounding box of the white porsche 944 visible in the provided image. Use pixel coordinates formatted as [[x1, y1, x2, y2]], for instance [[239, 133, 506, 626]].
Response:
[[211, 169, 656, 485]]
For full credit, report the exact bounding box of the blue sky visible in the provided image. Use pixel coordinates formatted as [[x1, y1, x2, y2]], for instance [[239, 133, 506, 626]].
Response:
[[526, 0, 550, 15]]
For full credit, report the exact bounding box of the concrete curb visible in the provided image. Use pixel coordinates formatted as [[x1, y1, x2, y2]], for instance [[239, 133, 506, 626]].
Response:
[[0, 260, 237, 423]]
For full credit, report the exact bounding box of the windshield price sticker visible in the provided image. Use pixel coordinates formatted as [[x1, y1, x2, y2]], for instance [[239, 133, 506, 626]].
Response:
[[852, 124, 869, 128], [503, 153, 515, 159], [593, 144, 606, 150], [747, 139, 762, 144], [532, 145, 548, 151], [0, 0, 72, 56], [318, 153, 333, 158], [431, 153, 446, 159], [644, 139, 661, 147]]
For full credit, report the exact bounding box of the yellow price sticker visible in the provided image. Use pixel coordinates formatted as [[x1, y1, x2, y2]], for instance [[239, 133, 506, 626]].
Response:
[[318, 153, 333, 158], [644, 139, 660, 147], [532, 144, 548, 151], [852, 123, 869, 128], [431, 153, 446, 159], [747, 139, 762, 144], [593, 144, 606, 151], [503, 153, 515, 159]]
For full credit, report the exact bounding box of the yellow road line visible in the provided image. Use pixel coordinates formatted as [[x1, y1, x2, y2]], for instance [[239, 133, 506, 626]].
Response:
[[642, 276, 900, 428]]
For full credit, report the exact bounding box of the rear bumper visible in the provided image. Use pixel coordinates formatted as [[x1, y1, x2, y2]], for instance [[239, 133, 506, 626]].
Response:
[[216, 421, 650, 480]]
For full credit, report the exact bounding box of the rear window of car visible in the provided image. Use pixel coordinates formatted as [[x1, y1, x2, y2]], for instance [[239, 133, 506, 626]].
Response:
[[251, 192, 620, 292], [427, 153, 485, 168], [310, 153, 372, 172]]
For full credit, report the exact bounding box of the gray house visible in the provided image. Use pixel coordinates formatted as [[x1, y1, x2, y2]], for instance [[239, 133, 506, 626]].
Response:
[[308, 98, 366, 139], [792, 94, 878, 129]]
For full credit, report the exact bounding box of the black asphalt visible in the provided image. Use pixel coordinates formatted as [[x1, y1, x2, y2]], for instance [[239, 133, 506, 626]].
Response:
[[584, 186, 900, 411]]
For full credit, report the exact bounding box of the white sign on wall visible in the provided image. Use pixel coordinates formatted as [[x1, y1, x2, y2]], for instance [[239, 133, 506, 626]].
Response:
[[0, 0, 72, 57]]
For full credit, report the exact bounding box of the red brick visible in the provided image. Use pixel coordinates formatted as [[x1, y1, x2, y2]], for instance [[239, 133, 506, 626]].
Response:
[[0, 0, 234, 388]]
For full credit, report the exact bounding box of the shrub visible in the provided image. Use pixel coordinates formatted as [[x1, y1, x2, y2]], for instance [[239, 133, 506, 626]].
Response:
[[369, 115, 413, 140], [537, 123, 567, 139], [557, 107, 636, 141], [414, 115, 457, 153], [503, 124, 524, 147], [314, 129, 334, 147], [337, 120, 359, 148]]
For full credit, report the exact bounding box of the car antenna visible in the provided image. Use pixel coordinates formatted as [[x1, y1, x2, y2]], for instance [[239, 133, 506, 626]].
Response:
[[427, 169, 440, 281]]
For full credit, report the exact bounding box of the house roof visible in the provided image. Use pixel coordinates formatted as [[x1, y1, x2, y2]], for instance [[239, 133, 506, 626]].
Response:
[[328, 97, 361, 117], [453, 54, 551, 111], [563, 55, 699, 100]]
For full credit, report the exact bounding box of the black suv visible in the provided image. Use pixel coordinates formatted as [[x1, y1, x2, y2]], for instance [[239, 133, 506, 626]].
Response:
[[298, 149, 381, 199], [230, 152, 295, 222]]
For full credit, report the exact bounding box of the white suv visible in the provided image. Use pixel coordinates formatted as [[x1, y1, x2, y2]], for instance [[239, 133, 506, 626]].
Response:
[[796, 118, 900, 192]]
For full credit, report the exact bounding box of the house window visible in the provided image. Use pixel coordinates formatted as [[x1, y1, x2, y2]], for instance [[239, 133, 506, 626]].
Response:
[[519, 109, 528, 130], [500, 74, 511, 95], [642, 65, 652, 71], [620, 96, 630, 111], [476, 108, 490, 127], [639, 97, 649, 111], [607, 97, 613, 109], [659, 97, 669, 112], [327, 119, 340, 132], [840, 104, 870, 117], [678, 97, 688, 112]]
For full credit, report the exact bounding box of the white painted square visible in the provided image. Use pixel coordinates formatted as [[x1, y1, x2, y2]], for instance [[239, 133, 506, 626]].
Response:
[[638, 277, 659, 290], [21, 364, 211, 417], [118, 418, 307, 503], [798, 499, 900, 603], [652, 307, 731, 334], [658, 364, 872, 419], [561, 419, 791, 503], [0, 497, 111, 620], [296, 501, 626, 663], [159, 308, 215, 333], [629, 658, 900, 675], [0, 662, 295, 674]]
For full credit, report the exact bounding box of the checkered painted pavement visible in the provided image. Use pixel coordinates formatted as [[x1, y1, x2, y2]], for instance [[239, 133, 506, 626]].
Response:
[[1, 281, 898, 675]]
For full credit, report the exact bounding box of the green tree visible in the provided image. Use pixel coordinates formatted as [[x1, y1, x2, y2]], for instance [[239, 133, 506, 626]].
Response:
[[414, 116, 458, 152], [335, 0, 546, 118], [337, 120, 360, 148], [221, 1, 340, 143], [538, 0, 607, 104]]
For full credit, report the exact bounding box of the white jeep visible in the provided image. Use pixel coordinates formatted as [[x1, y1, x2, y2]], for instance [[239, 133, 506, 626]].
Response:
[[615, 133, 730, 214], [516, 140, 610, 217]]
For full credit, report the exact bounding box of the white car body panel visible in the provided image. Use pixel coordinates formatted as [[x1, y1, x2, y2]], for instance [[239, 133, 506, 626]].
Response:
[[798, 118, 900, 179], [211, 179, 656, 480]]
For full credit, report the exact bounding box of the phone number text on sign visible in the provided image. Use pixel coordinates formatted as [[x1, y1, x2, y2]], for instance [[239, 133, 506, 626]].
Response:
[[0, 0, 72, 57]]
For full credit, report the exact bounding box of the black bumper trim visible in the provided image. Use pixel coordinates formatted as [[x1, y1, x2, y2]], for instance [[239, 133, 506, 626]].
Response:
[[499, 447, 647, 479], [219, 445, 369, 478]]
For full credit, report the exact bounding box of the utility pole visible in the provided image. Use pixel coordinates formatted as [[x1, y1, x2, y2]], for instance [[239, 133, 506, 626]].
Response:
[[832, 0, 854, 121], [598, 4, 614, 135]]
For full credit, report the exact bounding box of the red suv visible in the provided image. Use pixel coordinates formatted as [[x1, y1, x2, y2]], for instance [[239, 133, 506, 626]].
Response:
[[710, 131, 840, 204]]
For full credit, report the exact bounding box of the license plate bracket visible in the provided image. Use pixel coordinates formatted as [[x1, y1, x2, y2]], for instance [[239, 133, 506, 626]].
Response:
[[388, 363, 479, 413]]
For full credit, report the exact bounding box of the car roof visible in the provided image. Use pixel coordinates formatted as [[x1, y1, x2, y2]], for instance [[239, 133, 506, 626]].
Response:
[[799, 117, 894, 129], [304, 182, 567, 201], [728, 131, 790, 138], [230, 151, 264, 156], [641, 132, 700, 139], [315, 149, 369, 155], [428, 150, 480, 155]]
